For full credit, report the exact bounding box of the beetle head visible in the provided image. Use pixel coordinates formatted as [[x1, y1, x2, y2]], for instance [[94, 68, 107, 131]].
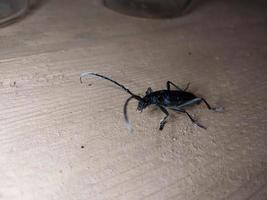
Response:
[[137, 99, 148, 112]]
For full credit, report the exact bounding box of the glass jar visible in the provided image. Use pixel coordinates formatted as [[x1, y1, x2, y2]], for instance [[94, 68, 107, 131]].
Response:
[[0, 0, 36, 26], [103, 0, 193, 18]]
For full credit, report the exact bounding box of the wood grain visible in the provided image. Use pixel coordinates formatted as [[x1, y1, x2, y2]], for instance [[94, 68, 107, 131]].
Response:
[[0, 0, 266, 199]]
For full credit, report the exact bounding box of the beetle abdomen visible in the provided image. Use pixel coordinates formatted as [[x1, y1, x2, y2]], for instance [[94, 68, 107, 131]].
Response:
[[170, 90, 197, 106], [148, 90, 197, 107]]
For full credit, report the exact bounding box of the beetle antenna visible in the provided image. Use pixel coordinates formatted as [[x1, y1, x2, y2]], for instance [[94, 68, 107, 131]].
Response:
[[123, 95, 137, 132], [80, 72, 141, 98]]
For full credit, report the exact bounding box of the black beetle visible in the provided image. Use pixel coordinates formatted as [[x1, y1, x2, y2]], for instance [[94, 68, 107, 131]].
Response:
[[80, 72, 223, 131]]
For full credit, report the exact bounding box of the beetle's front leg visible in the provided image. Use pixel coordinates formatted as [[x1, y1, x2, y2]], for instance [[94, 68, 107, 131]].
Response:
[[158, 106, 169, 130], [145, 87, 153, 95]]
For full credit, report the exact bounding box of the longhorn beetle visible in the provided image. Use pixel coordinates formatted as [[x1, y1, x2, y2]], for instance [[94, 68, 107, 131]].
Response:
[[80, 72, 223, 131]]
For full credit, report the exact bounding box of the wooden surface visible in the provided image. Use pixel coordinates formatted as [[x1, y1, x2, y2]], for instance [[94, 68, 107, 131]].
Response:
[[0, 0, 267, 199]]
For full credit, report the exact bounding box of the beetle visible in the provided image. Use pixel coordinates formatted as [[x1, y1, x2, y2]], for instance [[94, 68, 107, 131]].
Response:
[[80, 72, 223, 131]]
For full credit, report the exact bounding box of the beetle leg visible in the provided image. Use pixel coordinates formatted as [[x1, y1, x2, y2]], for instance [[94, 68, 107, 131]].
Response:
[[146, 87, 153, 95], [171, 97, 202, 109], [201, 98, 223, 112], [182, 110, 207, 129], [166, 81, 183, 91], [174, 97, 223, 112], [158, 106, 169, 130], [183, 82, 190, 91], [169, 108, 206, 129]]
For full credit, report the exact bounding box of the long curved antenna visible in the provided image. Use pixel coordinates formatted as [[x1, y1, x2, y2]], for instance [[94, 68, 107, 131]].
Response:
[[123, 96, 136, 132], [80, 72, 141, 99]]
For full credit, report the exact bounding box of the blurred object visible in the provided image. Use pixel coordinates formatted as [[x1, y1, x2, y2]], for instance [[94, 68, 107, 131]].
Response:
[[103, 0, 192, 18], [0, 0, 36, 26]]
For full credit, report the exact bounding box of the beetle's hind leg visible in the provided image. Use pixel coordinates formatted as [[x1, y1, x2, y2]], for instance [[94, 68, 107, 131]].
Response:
[[169, 108, 206, 129], [183, 110, 207, 129], [159, 106, 169, 130], [201, 98, 224, 112]]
